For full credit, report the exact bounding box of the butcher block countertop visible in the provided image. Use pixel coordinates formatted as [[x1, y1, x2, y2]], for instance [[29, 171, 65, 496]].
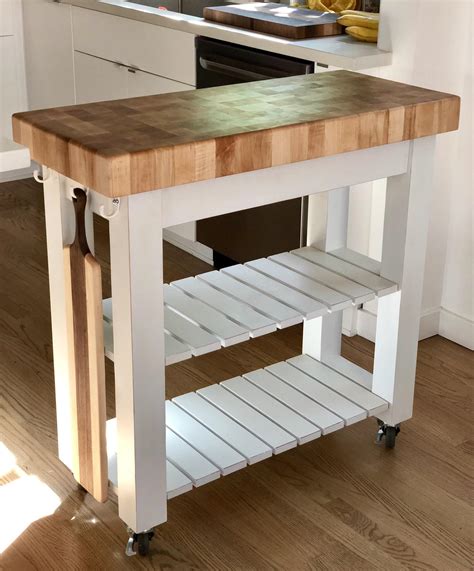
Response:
[[13, 71, 460, 198]]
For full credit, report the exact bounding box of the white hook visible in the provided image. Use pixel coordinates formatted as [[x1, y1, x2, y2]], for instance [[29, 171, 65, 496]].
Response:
[[33, 167, 50, 183], [99, 198, 121, 220]]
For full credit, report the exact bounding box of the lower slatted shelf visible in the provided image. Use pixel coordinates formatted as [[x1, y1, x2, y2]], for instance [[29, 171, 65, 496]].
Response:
[[102, 247, 397, 367], [106, 354, 389, 499]]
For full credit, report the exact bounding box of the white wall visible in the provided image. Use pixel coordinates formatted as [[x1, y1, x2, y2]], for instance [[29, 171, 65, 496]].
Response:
[[353, 0, 473, 349]]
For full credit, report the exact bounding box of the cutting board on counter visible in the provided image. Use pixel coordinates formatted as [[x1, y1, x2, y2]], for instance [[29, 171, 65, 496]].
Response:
[[204, 3, 342, 40]]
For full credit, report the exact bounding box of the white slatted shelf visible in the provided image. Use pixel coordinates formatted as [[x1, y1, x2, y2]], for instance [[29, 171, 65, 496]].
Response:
[[293, 247, 397, 296], [172, 277, 277, 338], [102, 246, 398, 366], [106, 354, 389, 500], [198, 271, 303, 329], [329, 247, 382, 276]]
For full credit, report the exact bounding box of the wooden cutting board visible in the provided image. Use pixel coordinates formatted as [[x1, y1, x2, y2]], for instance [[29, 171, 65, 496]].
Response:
[[64, 188, 108, 502], [204, 3, 342, 39]]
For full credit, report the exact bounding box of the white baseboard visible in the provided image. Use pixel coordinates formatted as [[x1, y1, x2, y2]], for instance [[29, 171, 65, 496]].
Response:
[[354, 305, 441, 343], [163, 228, 213, 266], [0, 166, 34, 183], [439, 308, 474, 350], [354, 304, 473, 349]]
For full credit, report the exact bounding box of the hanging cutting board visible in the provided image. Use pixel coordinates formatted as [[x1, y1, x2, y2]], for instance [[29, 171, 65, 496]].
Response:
[[64, 188, 108, 502], [204, 3, 342, 40]]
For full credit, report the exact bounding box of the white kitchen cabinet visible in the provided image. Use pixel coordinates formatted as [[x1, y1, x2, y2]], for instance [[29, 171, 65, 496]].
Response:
[[74, 52, 129, 104], [74, 51, 193, 104], [0, 0, 14, 37], [22, 0, 75, 109], [72, 6, 196, 86], [128, 68, 193, 98], [0, 35, 25, 140]]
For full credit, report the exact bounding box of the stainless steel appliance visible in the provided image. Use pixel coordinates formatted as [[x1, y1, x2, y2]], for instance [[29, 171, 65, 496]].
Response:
[[195, 36, 314, 268]]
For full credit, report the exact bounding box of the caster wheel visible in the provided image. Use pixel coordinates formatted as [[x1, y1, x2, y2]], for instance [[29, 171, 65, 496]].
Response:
[[137, 531, 154, 556], [376, 420, 400, 449], [384, 426, 398, 449], [126, 529, 155, 556]]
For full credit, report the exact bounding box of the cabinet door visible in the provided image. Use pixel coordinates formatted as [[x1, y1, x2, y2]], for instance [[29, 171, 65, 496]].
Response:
[[74, 52, 128, 104], [0, 0, 13, 37], [127, 68, 194, 97], [0, 36, 24, 139], [22, 0, 75, 109]]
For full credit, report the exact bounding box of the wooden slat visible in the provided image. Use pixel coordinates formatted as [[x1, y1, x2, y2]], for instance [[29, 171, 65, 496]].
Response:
[[269, 252, 374, 304], [172, 277, 276, 338], [222, 265, 327, 319], [245, 368, 344, 435], [322, 354, 373, 390], [329, 247, 381, 275], [165, 334, 193, 365], [166, 430, 220, 487], [221, 377, 321, 444], [267, 361, 367, 425], [164, 284, 249, 347], [166, 402, 247, 475], [293, 247, 397, 296], [198, 271, 302, 328], [166, 460, 193, 499], [247, 258, 352, 311], [103, 315, 195, 366], [288, 355, 389, 416], [164, 306, 221, 356], [103, 298, 113, 323], [173, 392, 272, 464], [198, 384, 297, 454]]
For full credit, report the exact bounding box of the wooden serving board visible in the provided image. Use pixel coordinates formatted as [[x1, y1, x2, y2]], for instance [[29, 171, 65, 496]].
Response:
[[65, 189, 108, 502], [204, 3, 342, 40]]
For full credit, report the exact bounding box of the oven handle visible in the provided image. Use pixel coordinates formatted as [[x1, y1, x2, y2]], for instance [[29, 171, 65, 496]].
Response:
[[199, 56, 274, 81]]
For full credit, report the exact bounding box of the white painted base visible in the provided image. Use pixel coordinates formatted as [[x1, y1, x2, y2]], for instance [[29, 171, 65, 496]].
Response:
[[0, 166, 34, 183], [354, 304, 473, 349], [439, 308, 474, 350]]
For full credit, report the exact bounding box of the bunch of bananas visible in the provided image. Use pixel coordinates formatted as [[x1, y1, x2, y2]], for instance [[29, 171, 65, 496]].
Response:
[[307, 0, 357, 13], [337, 9, 379, 42]]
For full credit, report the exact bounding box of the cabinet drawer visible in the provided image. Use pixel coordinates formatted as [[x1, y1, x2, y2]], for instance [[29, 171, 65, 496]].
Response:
[[72, 7, 195, 86], [0, 0, 13, 37], [74, 51, 129, 104]]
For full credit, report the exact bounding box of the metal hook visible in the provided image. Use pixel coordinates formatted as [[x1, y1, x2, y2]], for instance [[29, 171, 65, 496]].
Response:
[[33, 167, 50, 183], [99, 198, 120, 220]]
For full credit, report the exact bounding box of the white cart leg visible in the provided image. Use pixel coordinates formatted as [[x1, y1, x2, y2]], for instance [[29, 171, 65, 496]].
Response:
[[109, 192, 167, 533], [373, 137, 436, 425], [303, 187, 349, 362], [43, 170, 76, 470]]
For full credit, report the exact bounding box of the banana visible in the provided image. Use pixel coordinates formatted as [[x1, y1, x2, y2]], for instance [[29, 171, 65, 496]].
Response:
[[308, 0, 334, 11], [340, 9, 379, 18], [337, 14, 379, 29], [329, 0, 356, 12], [345, 25, 378, 42]]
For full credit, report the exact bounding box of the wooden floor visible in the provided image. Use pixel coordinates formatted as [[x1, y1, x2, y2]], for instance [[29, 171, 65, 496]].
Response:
[[0, 177, 472, 570]]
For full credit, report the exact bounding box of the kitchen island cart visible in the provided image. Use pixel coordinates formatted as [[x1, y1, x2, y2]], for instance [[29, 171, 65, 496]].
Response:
[[13, 70, 460, 555]]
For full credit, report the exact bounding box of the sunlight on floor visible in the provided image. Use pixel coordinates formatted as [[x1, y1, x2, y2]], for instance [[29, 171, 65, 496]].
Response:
[[0, 442, 61, 554]]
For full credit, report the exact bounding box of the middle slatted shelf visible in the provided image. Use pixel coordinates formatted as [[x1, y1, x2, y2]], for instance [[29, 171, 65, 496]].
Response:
[[103, 246, 397, 366]]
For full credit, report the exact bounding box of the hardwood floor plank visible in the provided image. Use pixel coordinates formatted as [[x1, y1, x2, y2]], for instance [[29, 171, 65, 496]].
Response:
[[0, 178, 472, 570]]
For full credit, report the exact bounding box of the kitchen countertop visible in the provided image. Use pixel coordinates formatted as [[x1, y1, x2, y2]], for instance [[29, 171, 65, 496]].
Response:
[[63, 0, 392, 70], [12, 71, 459, 198]]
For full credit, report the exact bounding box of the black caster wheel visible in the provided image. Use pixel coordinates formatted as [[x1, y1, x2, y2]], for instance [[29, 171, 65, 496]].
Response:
[[376, 419, 400, 449], [126, 529, 155, 556], [137, 531, 154, 556]]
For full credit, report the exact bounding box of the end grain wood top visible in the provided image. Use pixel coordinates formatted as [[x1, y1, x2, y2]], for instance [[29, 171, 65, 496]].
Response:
[[13, 71, 460, 198]]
